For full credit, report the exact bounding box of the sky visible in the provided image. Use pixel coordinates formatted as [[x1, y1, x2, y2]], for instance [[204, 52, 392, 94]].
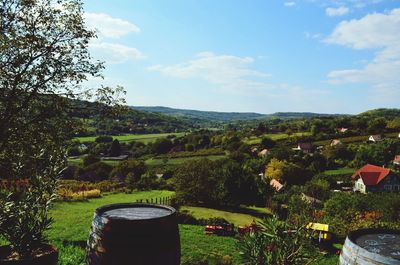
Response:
[[82, 0, 400, 114]]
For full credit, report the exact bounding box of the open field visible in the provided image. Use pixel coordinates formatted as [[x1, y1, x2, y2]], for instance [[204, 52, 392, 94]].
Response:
[[74, 132, 186, 144], [244, 132, 311, 145]]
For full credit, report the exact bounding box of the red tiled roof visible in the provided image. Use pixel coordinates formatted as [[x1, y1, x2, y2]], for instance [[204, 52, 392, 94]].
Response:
[[351, 164, 391, 186]]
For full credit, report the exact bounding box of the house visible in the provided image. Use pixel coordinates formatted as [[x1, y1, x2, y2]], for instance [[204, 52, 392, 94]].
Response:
[[79, 144, 88, 151], [270, 179, 284, 192], [352, 164, 400, 193], [258, 149, 269, 157], [294, 142, 315, 153], [330, 139, 342, 147], [368, 134, 382, 143], [393, 155, 400, 166], [338, 128, 348, 133]]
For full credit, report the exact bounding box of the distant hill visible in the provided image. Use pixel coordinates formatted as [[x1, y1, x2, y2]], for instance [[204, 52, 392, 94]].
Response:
[[131, 106, 342, 121], [131, 106, 266, 121], [358, 108, 400, 119]]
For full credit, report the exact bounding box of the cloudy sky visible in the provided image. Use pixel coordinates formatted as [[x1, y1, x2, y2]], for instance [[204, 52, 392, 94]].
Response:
[[82, 0, 400, 114]]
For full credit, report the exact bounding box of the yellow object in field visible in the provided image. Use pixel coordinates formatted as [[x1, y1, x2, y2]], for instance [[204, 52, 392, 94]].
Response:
[[306, 222, 332, 240]]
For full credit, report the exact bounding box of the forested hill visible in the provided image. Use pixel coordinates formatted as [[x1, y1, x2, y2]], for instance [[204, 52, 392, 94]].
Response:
[[358, 108, 400, 119], [131, 106, 266, 121], [131, 106, 343, 121], [69, 100, 196, 135]]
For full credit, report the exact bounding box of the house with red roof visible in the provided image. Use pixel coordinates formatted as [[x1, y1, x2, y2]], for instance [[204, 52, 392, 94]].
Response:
[[352, 164, 400, 193]]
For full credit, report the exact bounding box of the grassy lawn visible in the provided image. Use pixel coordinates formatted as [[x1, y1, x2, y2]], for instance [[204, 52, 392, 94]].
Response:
[[181, 206, 271, 226], [42, 191, 241, 264], [0, 191, 339, 264], [244, 132, 311, 145], [74, 132, 186, 144], [324, 168, 355, 176]]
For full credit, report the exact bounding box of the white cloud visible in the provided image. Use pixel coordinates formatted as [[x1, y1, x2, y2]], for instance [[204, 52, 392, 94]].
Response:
[[284, 2, 296, 7], [83, 13, 144, 64], [325, 8, 400, 102], [148, 52, 271, 92], [325, 6, 349, 16], [84, 13, 140, 38], [90, 42, 145, 64]]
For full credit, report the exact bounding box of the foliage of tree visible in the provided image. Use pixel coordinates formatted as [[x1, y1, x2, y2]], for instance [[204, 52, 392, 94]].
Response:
[[0, 0, 124, 258], [75, 161, 113, 182], [83, 154, 100, 167], [265, 158, 286, 180], [110, 159, 146, 182], [109, 139, 121, 156], [260, 137, 276, 149]]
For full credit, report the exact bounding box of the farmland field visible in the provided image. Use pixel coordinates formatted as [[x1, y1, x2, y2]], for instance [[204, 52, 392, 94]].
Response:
[[74, 132, 186, 143], [244, 132, 311, 145]]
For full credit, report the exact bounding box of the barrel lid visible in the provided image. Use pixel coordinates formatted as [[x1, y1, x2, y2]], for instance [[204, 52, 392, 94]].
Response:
[[96, 203, 176, 221], [348, 229, 400, 260]]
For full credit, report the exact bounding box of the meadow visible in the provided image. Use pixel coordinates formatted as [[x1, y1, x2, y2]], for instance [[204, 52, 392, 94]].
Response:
[[46, 191, 244, 264], [74, 132, 186, 144]]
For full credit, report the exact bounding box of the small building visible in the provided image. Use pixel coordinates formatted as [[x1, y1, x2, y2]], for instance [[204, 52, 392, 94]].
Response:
[[258, 149, 270, 157], [368, 134, 382, 143], [393, 155, 400, 166], [294, 142, 315, 153], [330, 139, 342, 147], [270, 179, 284, 192], [352, 164, 400, 193], [338, 128, 348, 133]]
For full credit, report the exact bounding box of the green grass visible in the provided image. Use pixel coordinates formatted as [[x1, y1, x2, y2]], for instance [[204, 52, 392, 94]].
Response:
[[244, 132, 311, 145], [1, 191, 339, 264], [74, 132, 186, 144], [42, 191, 242, 264], [323, 168, 355, 176], [181, 206, 268, 226], [68, 154, 227, 167], [145, 155, 227, 167]]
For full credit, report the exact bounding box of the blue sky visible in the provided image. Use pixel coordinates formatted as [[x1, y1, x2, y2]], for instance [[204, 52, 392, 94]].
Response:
[[82, 0, 400, 114]]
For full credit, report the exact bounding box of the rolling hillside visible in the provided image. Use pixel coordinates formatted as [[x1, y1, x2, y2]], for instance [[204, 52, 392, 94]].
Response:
[[131, 106, 342, 121]]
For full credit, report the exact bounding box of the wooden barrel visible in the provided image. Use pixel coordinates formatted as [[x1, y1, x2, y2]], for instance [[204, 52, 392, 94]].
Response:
[[86, 203, 180, 265], [339, 228, 400, 265]]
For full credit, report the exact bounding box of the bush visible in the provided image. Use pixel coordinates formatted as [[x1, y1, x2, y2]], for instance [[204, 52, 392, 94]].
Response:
[[95, 135, 113, 143], [83, 154, 100, 167]]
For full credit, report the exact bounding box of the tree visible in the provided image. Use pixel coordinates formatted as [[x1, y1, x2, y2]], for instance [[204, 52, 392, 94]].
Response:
[[0, 0, 124, 259], [109, 139, 121, 156], [265, 158, 286, 180], [260, 137, 276, 149], [110, 159, 147, 182], [83, 154, 100, 167], [367, 117, 387, 134], [173, 159, 222, 206]]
